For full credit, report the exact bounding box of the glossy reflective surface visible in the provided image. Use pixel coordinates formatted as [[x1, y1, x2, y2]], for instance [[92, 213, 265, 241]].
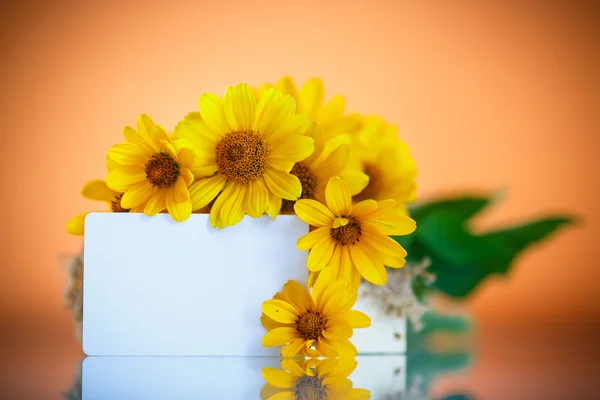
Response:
[[2, 322, 596, 399]]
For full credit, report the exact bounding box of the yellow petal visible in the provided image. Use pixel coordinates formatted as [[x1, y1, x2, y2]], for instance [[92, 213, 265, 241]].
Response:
[[267, 136, 315, 170], [322, 334, 358, 357], [135, 114, 160, 153], [360, 230, 407, 257], [306, 236, 335, 272], [315, 338, 339, 357], [311, 264, 337, 302], [320, 94, 345, 124], [223, 83, 256, 131], [293, 199, 334, 227], [261, 314, 287, 331], [296, 226, 330, 251], [347, 388, 372, 400], [159, 140, 178, 159], [123, 125, 156, 155], [218, 182, 246, 227], [264, 390, 296, 400], [143, 189, 167, 216], [321, 291, 357, 318], [324, 358, 358, 379], [332, 217, 349, 228], [322, 377, 353, 396], [177, 148, 196, 168], [81, 180, 118, 202], [311, 143, 349, 176], [302, 123, 325, 166], [341, 169, 369, 196], [281, 337, 307, 358], [66, 213, 88, 235], [275, 76, 298, 97], [166, 190, 192, 222], [263, 169, 301, 201], [361, 215, 416, 236], [173, 176, 189, 203], [304, 339, 320, 358], [199, 93, 230, 136], [281, 280, 311, 314], [261, 367, 298, 389], [261, 327, 299, 347], [180, 167, 195, 186], [266, 193, 282, 219], [281, 358, 306, 377], [325, 177, 352, 216], [351, 200, 378, 217], [189, 174, 227, 211], [106, 167, 147, 192], [348, 244, 387, 285], [262, 299, 300, 324], [175, 112, 223, 144], [297, 77, 324, 118], [259, 384, 288, 400], [246, 179, 269, 218], [107, 143, 148, 166], [254, 89, 295, 137], [263, 114, 310, 144], [151, 124, 170, 143], [120, 181, 155, 209], [345, 310, 371, 329]]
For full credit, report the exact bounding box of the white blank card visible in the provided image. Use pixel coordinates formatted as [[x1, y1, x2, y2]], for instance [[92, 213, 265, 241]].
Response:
[[82, 213, 308, 356]]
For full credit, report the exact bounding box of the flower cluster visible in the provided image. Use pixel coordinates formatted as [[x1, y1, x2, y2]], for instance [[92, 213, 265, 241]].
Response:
[[66, 77, 418, 369]]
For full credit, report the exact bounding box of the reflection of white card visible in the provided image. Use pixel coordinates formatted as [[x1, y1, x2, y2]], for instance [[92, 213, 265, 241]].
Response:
[[81, 356, 406, 400], [83, 213, 308, 356]]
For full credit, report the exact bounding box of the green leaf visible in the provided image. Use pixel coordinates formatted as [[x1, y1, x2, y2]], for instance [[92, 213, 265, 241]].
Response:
[[430, 258, 492, 297], [410, 193, 496, 222], [415, 209, 499, 267], [480, 216, 575, 274]]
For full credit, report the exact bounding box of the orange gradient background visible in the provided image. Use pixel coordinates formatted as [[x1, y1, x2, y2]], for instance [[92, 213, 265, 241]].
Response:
[[0, 1, 598, 398]]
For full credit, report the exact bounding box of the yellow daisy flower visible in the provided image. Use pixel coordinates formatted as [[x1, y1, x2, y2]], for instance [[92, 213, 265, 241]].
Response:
[[106, 115, 197, 222], [261, 358, 370, 400], [174, 83, 314, 228], [260, 76, 362, 140], [66, 179, 131, 235], [261, 272, 370, 358], [294, 177, 416, 287], [346, 117, 417, 206], [277, 124, 367, 214]]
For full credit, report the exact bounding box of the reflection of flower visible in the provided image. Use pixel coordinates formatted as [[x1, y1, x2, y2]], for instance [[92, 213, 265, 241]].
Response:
[[261, 358, 370, 400], [174, 83, 314, 228], [64, 250, 84, 338], [295, 177, 416, 288], [261, 274, 370, 357], [106, 114, 197, 221]]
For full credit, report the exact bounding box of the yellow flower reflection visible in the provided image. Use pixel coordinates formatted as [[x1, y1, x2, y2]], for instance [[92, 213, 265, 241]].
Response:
[[261, 358, 370, 400]]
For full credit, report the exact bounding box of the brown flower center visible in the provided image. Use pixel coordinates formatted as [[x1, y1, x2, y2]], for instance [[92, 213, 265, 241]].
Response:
[[145, 153, 180, 188], [295, 375, 327, 400], [296, 311, 327, 341], [331, 216, 362, 246], [281, 162, 317, 213], [110, 193, 130, 213], [215, 131, 268, 184], [353, 163, 382, 202]]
